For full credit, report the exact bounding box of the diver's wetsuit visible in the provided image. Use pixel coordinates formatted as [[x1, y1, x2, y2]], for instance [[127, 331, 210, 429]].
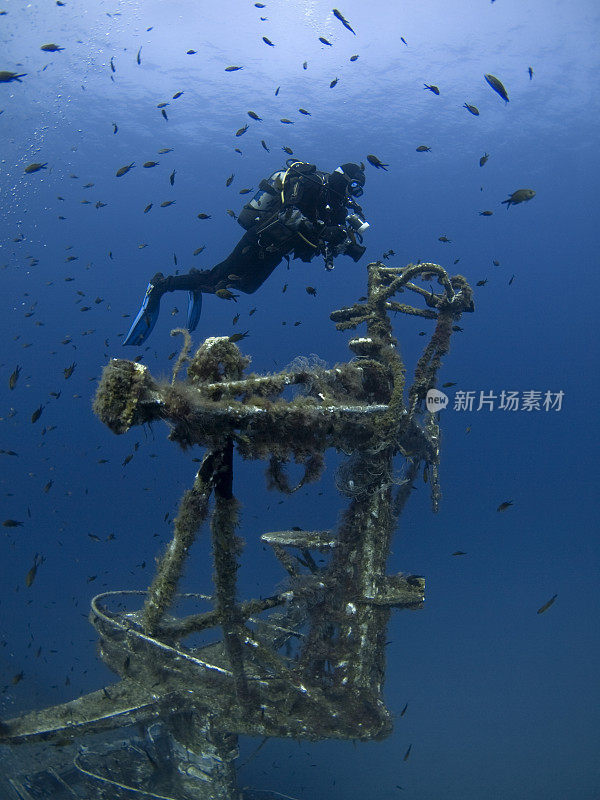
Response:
[[162, 230, 283, 295], [161, 164, 354, 296], [123, 161, 367, 346]]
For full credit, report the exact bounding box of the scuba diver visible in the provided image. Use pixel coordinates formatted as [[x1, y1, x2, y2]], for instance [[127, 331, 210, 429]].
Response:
[[123, 160, 369, 346]]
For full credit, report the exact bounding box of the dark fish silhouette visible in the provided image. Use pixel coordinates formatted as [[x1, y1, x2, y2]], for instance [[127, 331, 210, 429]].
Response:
[[479, 152, 489, 167], [463, 103, 479, 115], [536, 594, 557, 615], [484, 73, 509, 103], [319, 37, 333, 46], [333, 8, 355, 34], [0, 71, 26, 82], [501, 189, 535, 208], [367, 154, 388, 170], [423, 84, 439, 94], [116, 162, 134, 177], [40, 43, 64, 52]]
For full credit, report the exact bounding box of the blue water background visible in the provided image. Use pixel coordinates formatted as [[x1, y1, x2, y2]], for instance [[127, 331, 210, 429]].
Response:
[[1, 0, 599, 797]]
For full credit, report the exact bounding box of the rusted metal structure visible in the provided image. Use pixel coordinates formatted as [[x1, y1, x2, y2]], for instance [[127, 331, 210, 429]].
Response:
[[0, 262, 473, 799]]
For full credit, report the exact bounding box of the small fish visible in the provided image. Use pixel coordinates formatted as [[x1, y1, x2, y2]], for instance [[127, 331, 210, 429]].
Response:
[[31, 404, 44, 423], [226, 173, 234, 187], [112, 122, 118, 134], [248, 110, 262, 121], [225, 65, 243, 71], [226, 209, 237, 218], [26, 554, 44, 587], [478, 210, 493, 216], [333, 8, 355, 34], [452, 550, 467, 556], [280, 118, 293, 124], [228, 330, 250, 343], [232, 313, 240, 324], [0, 71, 27, 82], [261, 140, 270, 152], [43, 480, 53, 493], [298, 108, 311, 115], [236, 125, 249, 136], [110, 56, 115, 72], [536, 594, 557, 615], [9, 365, 21, 390], [40, 43, 64, 52], [282, 146, 293, 154], [161, 108, 168, 120], [160, 200, 175, 207], [305, 286, 317, 296], [136, 47, 142, 65], [329, 77, 339, 88], [216, 288, 238, 301], [3, 519, 23, 527], [492, 259, 500, 266], [400, 702, 408, 716], [423, 83, 440, 95], [479, 152, 489, 167], [508, 274, 515, 285], [416, 145, 431, 152], [197, 212, 211, 219], [452, 325, 463, 332], [158, 147, 174, 154], [319, 36, 333, 46], [438, 235, 451, 243], [116, 162, 134, 177], [173, 91, 183, 99], [186, 49, 196, 55], [400, 37, 407, 45], [24, 162, 48, 174], [528, 66, 534, 80], [501, 189, 535, 208], [262, 36, 275, 46], [64, 362, 76, 379], [484, 73, 509, 103], [350, 54, 359, 61], [248, 307, 257, 316], [275, 86, 280, 95], [95, 200, 107, 209], [143, 161, 159, 168], [239, 188, 252, 194], [442, 382, 457, 387], [169, 169, 176, 185], [144, 203, 152, 213], [367, 154, 388, 170], [193, 245, 205, 255], [497, 500, 513, 512], [122, 453, 133, 466], [476, 279, 488, 286], [463, 103, 479, 115], [403, 744, 412, 762]]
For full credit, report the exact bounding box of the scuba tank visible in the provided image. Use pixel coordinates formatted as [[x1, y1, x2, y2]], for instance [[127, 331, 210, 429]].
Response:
[[237, 161, 322, 231], [237, 169, 286, 230]]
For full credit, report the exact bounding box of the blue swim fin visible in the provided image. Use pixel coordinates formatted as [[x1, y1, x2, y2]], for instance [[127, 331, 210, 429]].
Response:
[[123, 278, 163, 346], [186, 290, 203, 332]]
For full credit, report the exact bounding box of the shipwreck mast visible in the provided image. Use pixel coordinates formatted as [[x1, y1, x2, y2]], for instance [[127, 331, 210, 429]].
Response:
[[0, 262, 473, 799]]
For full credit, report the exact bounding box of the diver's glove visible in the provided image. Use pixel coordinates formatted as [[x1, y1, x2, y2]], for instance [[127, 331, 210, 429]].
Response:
[[123, 272, 166, 346], [320, 225, 347, 245], [280, 207, 314, 235]]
